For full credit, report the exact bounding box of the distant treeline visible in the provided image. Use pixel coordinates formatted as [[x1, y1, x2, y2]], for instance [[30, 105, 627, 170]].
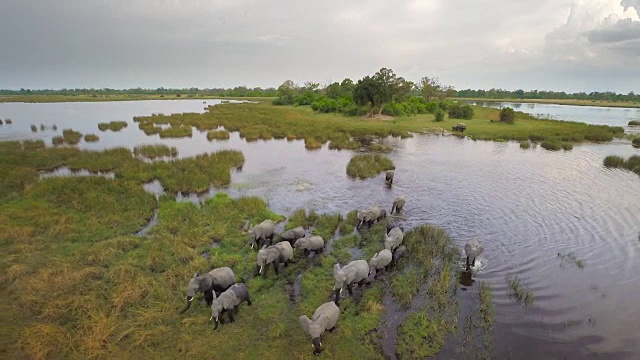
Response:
[[454, 88, 640, 102], [0, 87, 277, 97]]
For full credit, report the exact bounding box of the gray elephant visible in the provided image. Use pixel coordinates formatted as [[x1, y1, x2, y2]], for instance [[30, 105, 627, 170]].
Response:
[[391, 195, 405, 214], [386, 220, 405, 235], [464, 239, 484, 271], [356, 205, 387, 230], [299, 301, 340, 356], [255, 241, 294, 277], [385, 169, 395, 185], [247, 219, 277, 249], [333, 260, 369, 306], [294, 235, 325, 256], [280, 226, 306, 245], [368, 249, 393, 278], [390, 245, 407, 268], [210, 283, 252, 330], [180, 267, 236, 313], [385, 227, 404, 252]]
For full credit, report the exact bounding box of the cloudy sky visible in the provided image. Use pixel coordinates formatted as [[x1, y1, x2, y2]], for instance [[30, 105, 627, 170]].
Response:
[[1, 0, 639, 92]]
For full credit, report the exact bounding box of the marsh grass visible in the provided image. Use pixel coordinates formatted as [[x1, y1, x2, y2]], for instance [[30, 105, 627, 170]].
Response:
[[133, 144, 178, 159], [604, 155, 640, 175], [519, 141, 531, 149], [557, 252, 585, 269], [507, 276, 534, 306], [206, 129, 230, 141], [633, 137, 640, 148], [84, 134, 100, 142], [540, 141, 561, 151], [62, 129, 83, 145], [628, 120, 640, 126], [98, 121, 128, 131], [346, 154, 395, 179], [158, 125, 193, 138]]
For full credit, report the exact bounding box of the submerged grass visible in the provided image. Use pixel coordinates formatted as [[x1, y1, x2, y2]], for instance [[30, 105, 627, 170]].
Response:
[[346, 154, 395, 179], [98, 121, 128, 132], [507, 276, 535, 306], [133, 144, 178, 159]]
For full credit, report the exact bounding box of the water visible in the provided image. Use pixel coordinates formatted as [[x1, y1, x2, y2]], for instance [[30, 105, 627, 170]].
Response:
[[2, 100, 640, 358], [466, 101, 640, 127]]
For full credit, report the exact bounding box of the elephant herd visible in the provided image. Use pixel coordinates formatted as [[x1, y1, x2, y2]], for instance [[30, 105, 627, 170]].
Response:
[[180, 186, 485, 355]]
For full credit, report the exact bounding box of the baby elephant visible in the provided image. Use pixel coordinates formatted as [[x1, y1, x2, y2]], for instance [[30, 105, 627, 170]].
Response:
[[299, 301, 340, 356], [369, 249, 393, 278], [386, 220, 405, 235], [294, 235, 325, 256], [391, 195, 405, 214], [385, 227, 404, 252], [390, 245, 407, 268], [210, 283, 252, 330], [385, 169, 395, 185], [180, 267, 236, 314], [280, 226, 306, 245]]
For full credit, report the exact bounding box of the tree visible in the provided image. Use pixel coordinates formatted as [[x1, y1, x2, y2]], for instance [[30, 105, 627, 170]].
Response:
[[500, 107, 515, 123], [275, 80, 299, 105], [354, 76, 381, 117], [419, 76, 441, 102]]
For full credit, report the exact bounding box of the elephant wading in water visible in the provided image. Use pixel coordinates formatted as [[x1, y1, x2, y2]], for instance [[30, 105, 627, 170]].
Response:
[[255, 241, 294, 277], [333, 260, 369, 306], [391, 195, 405, 214], [247, 219, 277, 249], [280, 226, 306, 246], [368, 249, 393, 279], [210, 283, 252, 330], [294, 235, 325, 257], [180, 267, 236, 313], [299, 301, 340, 356], [464, 239, 485, 271], [385, 226, 404, 252], [385, 169, 395, 186], [356, 205, 387, 230]]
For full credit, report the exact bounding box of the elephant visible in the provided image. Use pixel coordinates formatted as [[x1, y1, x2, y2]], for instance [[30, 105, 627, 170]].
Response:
[[356, 205, 386, 230], [210, 283, 252, 330], [386, 220, 405, 235], [281, 226, 306, 245], [391, 245, 407, 268], [247, 219, 277, 249], [299, 301, 340, 356], [391, 195, 405, 214], [464, 239, 485, 271], [294, 235, 325, 256], [385, 227, 404, 252], [385, 169, 395, 185], [368, 249, 393, 278], [255, 241, 294, 277], [333, 260, 369, 306], [180, 267, 236, 313]]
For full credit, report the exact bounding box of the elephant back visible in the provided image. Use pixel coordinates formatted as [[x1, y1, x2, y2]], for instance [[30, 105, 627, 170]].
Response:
[[308, 236, 324, 249], [209, 267, 236, 288], [229, 284, 248, 304], [274, 241, 293, 260]]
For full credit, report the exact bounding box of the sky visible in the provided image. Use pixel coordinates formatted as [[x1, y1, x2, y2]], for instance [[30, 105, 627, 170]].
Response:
[[1, 0, 639, 93]]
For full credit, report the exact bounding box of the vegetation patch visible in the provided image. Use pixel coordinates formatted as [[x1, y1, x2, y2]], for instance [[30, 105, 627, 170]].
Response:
[[540, 141, 561, 151], [133, 144, 178, 159], [628, 120, 640, 126], [396, 312, 446, 358], [499, 107, 515, 123], [519, 141, 531, 149], [346, 154, 395, 179], [158, 125, 193, 139], [633, 137, 640, 148], [507, 276, 534, 306], [62, 129, 83, 145], [557, 252, 585, 269], [83, 134, 100, 142], [603, 155, 640, 176], [206, 129, 230, 141], [98, 121, 128, 131]]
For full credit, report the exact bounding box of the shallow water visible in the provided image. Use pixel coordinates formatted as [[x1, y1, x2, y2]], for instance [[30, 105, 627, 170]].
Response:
[[466, 100, 640, 127], [2, 100, 640, 358]]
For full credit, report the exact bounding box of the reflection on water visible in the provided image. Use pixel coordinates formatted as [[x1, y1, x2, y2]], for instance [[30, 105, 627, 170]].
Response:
[[3, 100, 640, 359], [467, 100, 640, 127]]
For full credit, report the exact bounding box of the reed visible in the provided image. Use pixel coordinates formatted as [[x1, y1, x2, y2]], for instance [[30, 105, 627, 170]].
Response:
[[62, 129, 83, 145], [206, 130, 230, 141]]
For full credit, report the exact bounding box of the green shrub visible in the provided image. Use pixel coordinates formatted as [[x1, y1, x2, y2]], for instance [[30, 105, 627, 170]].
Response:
[[447, 103, 474, 120], [499, 107, 515, 123], [633, 137, 640, 148], [629, 120, 640, 126], [603, 155, 625, 168], [346, 154, 395, 179], [540, 142, 561, 151], [519, 141, 531, 149], [133, 144, 178, 159], [434, 109, 445, 122], [528, 134, 545, 142], [561, 143, 573, 150]]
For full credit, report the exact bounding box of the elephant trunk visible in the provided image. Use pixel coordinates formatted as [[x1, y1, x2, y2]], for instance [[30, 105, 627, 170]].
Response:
[[333, 288, 341, 306], [180, 296, 194, 313], [214, 317, 220, 330], [312, 337, 323, 355]]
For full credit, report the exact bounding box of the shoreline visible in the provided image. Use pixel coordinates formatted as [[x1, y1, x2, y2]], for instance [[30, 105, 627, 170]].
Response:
[[454, 97, 640, 109]]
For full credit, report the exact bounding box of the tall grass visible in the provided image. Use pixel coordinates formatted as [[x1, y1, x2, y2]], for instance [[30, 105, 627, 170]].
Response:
[[98, 121, 128, 131], [133, 144, 178, 159], [603, 155, 640, 176], [346, 154, 395, 179]]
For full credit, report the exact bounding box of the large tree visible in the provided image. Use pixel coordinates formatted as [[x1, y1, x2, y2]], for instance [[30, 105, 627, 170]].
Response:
[[418, 76, 441, 102], [353, 76, 381, 117], [276, 80, 299, 104]]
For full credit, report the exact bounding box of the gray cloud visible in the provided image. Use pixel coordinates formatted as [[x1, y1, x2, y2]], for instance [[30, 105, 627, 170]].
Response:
[[0, 0, 638, 92]]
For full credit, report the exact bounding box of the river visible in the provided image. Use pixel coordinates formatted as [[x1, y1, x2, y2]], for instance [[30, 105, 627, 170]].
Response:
[[1, 99, 640, 359]]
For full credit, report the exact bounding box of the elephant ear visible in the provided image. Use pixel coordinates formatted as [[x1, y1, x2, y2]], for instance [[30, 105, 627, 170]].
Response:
[[299, 315, 312, 334]]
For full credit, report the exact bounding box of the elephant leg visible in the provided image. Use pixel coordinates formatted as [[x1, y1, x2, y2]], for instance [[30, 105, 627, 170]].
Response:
[[219, 310, 226, 324], [227, 308, 235, 323], [329, 325, 337, 333], [334, 289, 341, 306], [263, 263, 269, 277], [204, 290, 214, 306], [273, 261, 280, 276], [246, 295, 252, 306], [466, 256, 471, 271], [284, 260, 289, 267], [472, 258, 476, 267], [347, 283, 354, 296], [358, 279, 365, 287]]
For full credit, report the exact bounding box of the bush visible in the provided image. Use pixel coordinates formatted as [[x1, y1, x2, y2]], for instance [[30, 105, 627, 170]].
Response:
[[434, 109, 445, 122], [519, 141, 531, 149], [540, 142, 561, 151], [448, 103, 474, 120], [629, 120, 640, 126], [346, 154, 395, 179], [603, 155, 625, 167], [632, 137, 640, 148], [500, 107, 515, 123]]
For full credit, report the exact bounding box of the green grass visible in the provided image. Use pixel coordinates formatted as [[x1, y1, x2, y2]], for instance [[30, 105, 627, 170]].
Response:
[[633, 137, 640, 148], [62, 129, 83, 145], [98, 121, 128, 132], [346, 154, 395, 179], [629, 120, 640, 126], [603, 155, 640, 176], [158, 125, 193, 138], [206, 129, 230, 141], [133, 144, 178, 159], [519, 141, 531, 149], [83, 134, 100, 142], [507, 276, 534, 306]]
